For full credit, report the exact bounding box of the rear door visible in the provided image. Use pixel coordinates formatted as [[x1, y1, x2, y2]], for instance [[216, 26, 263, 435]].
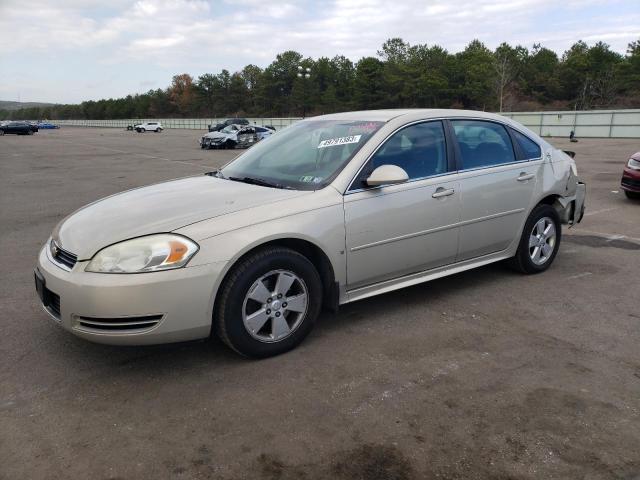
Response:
[[449, 120, 542, 261]]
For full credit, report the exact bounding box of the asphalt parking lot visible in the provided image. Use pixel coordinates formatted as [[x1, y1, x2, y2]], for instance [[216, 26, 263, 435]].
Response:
[[1, 127, 639, 480]]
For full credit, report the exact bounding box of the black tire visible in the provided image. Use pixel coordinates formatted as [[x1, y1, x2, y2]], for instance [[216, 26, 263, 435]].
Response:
[[624, 190, 640, 200], [509, 204, 561, 274], [0, 130, 4, 136], [214, 247, 323, 358], [140, 128, 146, 133], [156, 128, 162, 133], [224, 140, 235, 150], [27, 130, 34, 135]]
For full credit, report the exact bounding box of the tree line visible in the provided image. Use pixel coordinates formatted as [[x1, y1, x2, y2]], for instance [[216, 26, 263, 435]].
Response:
[[2, 38, 639, 121]]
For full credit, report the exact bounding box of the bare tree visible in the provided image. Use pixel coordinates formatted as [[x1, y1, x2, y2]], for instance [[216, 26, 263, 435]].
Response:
[[591, 69, 617, 107], [494, 50, 514, 112]]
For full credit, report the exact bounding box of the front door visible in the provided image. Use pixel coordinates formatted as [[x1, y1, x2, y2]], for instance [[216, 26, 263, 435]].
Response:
[[344, 120, 461, 289]]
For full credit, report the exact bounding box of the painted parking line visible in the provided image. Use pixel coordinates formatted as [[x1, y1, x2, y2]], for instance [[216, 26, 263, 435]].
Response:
[[584, 207, 620, 217], [566, 272, 593, 280]]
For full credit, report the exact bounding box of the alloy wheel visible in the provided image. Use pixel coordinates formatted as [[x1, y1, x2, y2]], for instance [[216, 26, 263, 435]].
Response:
[[529, 216, 556, 265], [242, 269, 309, 343]]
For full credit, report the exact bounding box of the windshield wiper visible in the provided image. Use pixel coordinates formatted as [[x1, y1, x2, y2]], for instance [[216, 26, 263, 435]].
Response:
[[227, 176, 291, 189], [205, 170, 225, 179]]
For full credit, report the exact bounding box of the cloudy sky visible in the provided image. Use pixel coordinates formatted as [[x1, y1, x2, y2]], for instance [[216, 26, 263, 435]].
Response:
[[1, 0, 638, 104]]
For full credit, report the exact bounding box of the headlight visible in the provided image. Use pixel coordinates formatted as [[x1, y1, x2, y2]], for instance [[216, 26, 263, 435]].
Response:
[[85, 234, 199, 273], [627, 157, 640, 170]]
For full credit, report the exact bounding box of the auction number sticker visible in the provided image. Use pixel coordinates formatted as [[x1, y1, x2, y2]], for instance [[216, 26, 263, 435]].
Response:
[[317, 135, 361, 149]]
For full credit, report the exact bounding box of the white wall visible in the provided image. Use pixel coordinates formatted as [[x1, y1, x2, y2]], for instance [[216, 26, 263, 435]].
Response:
[[53, 117, 302, 130], [502, 109, 640, 138], [53, 109, 640, 138]]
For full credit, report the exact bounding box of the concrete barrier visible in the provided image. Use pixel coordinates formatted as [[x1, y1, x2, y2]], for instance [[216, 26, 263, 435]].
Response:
[[502, 109, 640, 138], [51, 109, 640, 138]]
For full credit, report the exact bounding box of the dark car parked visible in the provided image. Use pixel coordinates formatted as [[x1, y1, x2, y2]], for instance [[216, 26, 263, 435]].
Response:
[[621, 151, 640, 200], [208, 118, 250, 132], [0, 121, 38, 135]]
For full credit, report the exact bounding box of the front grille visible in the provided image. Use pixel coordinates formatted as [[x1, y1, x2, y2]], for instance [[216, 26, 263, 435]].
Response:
[[621, 176, 640, 189], [45, 287, 60, 320], [76, 315, 163, 332], [52, 241, 78, 269]]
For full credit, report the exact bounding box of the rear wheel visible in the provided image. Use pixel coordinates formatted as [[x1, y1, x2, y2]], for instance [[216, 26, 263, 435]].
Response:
[[140, 128, 146, 133], [0, 130, 4, 136], [27, 130, 34, 135], [624, 190, 640, 200], [509, 204, 561, 274], [214, 247, 322, 358]]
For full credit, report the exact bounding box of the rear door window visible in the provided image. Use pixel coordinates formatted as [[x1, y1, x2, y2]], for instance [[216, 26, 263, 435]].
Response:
[[451, 120, 517, 170], [510, 129, 542, 159]]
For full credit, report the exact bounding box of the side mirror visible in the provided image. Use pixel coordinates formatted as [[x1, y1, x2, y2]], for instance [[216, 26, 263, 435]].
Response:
[[366, 165, 409, 187]]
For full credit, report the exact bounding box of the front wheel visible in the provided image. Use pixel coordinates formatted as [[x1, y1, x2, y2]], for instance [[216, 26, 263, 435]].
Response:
[[509, 204, 561, 274], [214, 247, 323, 358], [156, 128, 162, 133], [624, 190, 640, 200]]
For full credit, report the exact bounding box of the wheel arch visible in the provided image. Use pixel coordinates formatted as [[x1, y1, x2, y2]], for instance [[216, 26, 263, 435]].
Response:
[[212, 237, 339, 323], [533, 193, 573, 224]]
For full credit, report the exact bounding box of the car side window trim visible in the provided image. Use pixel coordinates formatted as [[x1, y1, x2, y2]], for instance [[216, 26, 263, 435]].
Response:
[[346, 119, 454, 194], [447, 118, 527, 172], [506, 126, 543, 161]]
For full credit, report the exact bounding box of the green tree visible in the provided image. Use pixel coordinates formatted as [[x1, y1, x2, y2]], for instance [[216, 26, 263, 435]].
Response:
[[455, 40, 495, 109]]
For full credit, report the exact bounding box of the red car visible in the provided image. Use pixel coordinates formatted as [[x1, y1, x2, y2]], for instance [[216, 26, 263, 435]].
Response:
[[621, 151, 640, 200]]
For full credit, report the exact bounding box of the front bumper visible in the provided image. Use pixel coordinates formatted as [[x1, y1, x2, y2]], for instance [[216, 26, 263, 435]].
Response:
[[200, 137, 225, 149], [35, 245, 226, 345], [621, 167, 640, 192]]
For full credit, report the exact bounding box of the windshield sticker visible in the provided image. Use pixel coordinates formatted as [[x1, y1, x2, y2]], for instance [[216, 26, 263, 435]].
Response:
[[317, 135, 361, 149], [300, 176, 324, 183]]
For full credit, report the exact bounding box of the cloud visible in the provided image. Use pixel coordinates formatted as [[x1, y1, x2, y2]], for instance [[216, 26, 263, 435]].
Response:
[[0, 0, 638, 103]]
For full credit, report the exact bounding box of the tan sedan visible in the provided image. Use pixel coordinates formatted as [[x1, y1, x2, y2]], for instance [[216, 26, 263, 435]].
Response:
[[35, 109, 585, 357]]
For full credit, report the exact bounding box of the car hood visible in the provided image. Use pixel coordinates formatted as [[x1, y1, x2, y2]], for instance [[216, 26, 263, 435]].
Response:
[[204, 131, 234, 139], [53, 175, 308, 260]]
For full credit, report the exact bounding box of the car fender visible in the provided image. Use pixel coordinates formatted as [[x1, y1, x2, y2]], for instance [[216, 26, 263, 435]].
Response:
[[178, 199, 347, 303]]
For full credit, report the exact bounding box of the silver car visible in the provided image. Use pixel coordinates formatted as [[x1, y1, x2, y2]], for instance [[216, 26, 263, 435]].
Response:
[[35, 109, 586, 357]]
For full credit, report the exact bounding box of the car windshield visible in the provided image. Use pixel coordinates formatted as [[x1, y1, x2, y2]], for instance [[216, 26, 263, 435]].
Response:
[[220, 119, 384, 190], [221, 125, 238, 133]]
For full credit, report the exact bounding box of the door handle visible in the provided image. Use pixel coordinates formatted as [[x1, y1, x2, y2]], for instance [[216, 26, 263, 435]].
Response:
[[517, 173, 535, 182], [432, 187, 455, 198]]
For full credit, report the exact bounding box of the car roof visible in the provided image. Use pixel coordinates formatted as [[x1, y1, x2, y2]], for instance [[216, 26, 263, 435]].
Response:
[[311, 108, 547, 143], [312, 108, 511, 123]]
